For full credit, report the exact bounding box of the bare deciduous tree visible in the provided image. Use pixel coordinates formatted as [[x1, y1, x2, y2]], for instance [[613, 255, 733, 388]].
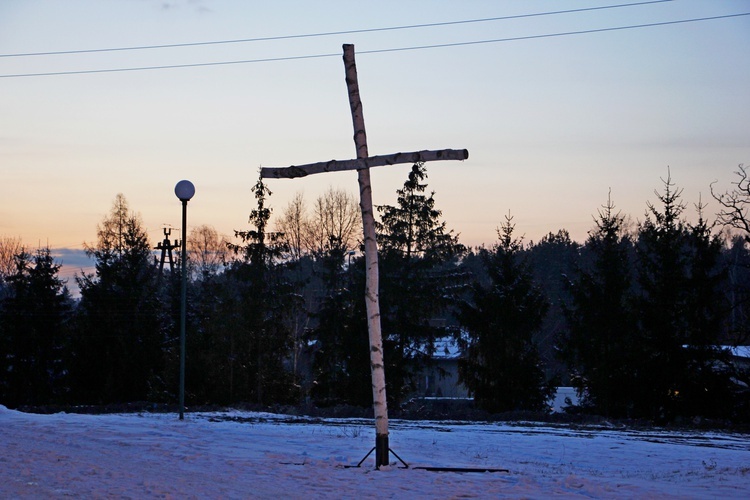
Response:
[[711, 164, 750, 240], [304, 186, 361, 256], [0, 236, 25, 281], [275, 187, 362, 259], [275, 191, 307, 261], [188, 224, 230, 279]]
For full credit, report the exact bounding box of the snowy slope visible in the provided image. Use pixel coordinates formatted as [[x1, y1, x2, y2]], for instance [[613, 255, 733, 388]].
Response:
[[1, 405, 748, 498]]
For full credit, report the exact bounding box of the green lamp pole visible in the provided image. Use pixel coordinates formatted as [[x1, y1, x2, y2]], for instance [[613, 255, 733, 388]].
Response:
[[175, 180, 195, 420]]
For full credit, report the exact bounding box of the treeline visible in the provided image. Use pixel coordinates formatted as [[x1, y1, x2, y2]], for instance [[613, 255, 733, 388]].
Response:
[[1, 164, 749, 424]]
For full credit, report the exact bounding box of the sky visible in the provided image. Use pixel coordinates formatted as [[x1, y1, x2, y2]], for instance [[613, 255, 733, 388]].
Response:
[[1, 0, 749, 284], [3, 405, 750, 497]]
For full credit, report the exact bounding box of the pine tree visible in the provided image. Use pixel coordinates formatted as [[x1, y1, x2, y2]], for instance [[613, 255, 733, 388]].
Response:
[[457, 214, 553, 413]]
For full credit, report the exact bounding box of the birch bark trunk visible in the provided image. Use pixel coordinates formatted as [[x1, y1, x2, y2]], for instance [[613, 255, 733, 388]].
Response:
[[260, 149, 468, 179], [343, 43, 390, 468]]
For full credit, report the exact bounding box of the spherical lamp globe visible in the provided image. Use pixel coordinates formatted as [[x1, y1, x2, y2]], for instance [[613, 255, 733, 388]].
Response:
[[174, 180, 195, 201]]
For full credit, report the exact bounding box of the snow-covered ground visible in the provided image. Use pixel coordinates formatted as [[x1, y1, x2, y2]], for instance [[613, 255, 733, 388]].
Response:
[[2, 405, 748, 498]]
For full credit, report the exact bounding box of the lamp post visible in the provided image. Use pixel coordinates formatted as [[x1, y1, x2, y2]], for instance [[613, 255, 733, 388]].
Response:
[[175, 180, 195, 420]]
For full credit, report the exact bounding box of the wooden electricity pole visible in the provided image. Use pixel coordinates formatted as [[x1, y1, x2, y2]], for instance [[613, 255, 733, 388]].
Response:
[[261, 44, 468, 468]]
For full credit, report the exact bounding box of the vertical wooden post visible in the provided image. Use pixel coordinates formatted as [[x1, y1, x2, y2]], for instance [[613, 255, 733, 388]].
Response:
[[343, 43, 389, 468]]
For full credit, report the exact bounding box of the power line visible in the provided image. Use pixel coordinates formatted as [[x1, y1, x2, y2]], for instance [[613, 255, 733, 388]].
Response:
[[1, 52, 337, 78], [0, 0, 672, 58], [1, 12, 747, 79], [359, 12, 750, 55]]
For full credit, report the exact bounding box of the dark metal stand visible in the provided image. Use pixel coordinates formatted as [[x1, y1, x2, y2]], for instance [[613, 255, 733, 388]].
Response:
[[347, 448, 509, 472], [353, 445, 409, 469]]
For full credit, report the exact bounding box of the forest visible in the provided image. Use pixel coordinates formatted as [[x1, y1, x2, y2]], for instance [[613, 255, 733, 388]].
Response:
[[1, 163, 749, 424]]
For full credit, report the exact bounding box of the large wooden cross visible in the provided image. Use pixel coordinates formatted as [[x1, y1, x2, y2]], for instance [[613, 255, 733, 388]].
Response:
[[261, 44, 468, 468]]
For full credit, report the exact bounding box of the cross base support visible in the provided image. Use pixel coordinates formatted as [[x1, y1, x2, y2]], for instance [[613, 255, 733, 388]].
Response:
[[352, 440, 409, 470]]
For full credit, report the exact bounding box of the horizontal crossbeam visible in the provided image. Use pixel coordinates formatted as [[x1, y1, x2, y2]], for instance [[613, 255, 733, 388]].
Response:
[[260, 148, 468, 179]]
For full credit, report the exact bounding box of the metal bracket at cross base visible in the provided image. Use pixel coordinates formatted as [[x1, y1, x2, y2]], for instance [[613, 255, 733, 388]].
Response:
[[351, 444, 409, 470]]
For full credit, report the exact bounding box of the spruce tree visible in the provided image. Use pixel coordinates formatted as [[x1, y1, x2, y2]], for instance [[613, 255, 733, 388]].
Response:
[[307, 248, 371, 407], [376, 162, 465, 404], [635, 172, 689, 420], [377, 162, 463, 262], [561, 194, 639, 417], [457, 214, 552, 413], [635, 172, 729, 420], [527, 229, 581, 381], [224, 176, 299, 404], [72, 194, 165, 404], [679, 202, 734, 418], [0, 247, 73, 407]]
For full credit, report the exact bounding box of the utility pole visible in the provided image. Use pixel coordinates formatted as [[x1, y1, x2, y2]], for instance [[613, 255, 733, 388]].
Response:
[[155, 226, 180, 276]]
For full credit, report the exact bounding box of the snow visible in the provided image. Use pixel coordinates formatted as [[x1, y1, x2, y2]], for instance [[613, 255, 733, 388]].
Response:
[[551, 387, 580, 413], [728, 346, 750, 359], [2, 405, 749, 498]]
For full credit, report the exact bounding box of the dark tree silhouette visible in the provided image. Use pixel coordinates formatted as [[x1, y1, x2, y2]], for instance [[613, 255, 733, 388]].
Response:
[[72, 194, 166, 404], [223, 176, 300, 404], [636, 172, 731, 420], [678, 201, 735, 418], [0, 247, 73, 407], [307, 247, 371, 407], [712, 164, 750, 347], [457, 214, 553, 413], [527, 229, 581, 381], [635, 172, 693, 420], [376, 162, 466, 404], [561, 193, 639, 417]]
